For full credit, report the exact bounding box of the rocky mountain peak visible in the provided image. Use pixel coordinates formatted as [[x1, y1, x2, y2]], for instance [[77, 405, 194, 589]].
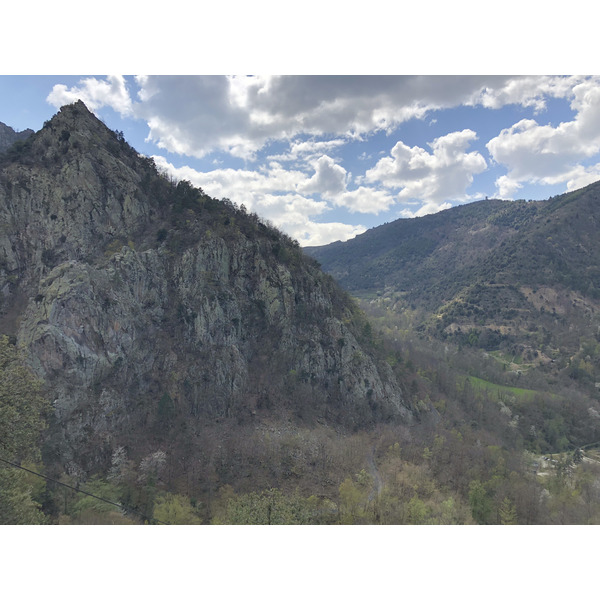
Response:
[[42, 100, 112, 140], [0, 102, 411, 478]]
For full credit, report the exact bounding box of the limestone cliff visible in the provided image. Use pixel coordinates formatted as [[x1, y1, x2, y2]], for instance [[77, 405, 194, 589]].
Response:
[[0, 101, 410, 475]]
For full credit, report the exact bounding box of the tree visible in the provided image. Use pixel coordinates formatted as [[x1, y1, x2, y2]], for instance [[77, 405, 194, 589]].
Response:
[[153, 493, 202, 525], [66, 476, 136, 525], [438, 497, 462, 525], [0, 468, 48, 524], [155, 393, 176, 435], [0, 336, 49, 460], [406, 495, 429, 524], [0, 336, 51, 523], [339, 477, 365, 524], [218, 488, 315, 525], [468, 480, 493, 525], [338, 469, 373, 524], [499, 497, 518, 525]]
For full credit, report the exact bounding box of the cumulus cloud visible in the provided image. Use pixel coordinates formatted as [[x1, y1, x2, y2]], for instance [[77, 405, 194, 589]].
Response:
[[295, 221, 367, 247], [249, 193, 365, 246], [49, 74, 596, 163], [133, 75, 257, 159], [365, 129, 487, 210], [231, 75, 585, 151], [44, 74, 600, 236], [47, 75, 133, 115], [468, 75, 588, 112], [152, 156, 308, 204], [301, 155, 348, 198], [565, 163, 600, 191], [495, 175, 523, 199], [333, 187, 396, 214], [56, 75, 526, 159], [267, 138, 346, 162], [399, 201, 453, 219], [487, 78, 600, 195]]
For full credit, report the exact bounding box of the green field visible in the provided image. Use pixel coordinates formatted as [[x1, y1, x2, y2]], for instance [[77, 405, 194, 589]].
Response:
[[465, 375, 540, 402]]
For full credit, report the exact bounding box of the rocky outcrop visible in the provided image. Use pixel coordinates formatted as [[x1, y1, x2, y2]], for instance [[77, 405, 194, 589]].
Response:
[[0, 122, 34, 154], [0, 102, 410, 474]]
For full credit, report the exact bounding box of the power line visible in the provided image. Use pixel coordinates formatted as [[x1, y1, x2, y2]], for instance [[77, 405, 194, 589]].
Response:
[[0, 456, 169, 525]]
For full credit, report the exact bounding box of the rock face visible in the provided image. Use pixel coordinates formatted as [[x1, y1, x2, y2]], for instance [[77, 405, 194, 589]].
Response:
[[0, 121, 34, 153], [0, 102, 410, 474]]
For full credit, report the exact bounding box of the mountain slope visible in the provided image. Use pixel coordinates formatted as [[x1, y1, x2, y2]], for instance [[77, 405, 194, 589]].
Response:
[[0, 101, 410, 478], [305, 184, 600, 389], [305, 198, 542, 304], [0, 121, 34, 154]]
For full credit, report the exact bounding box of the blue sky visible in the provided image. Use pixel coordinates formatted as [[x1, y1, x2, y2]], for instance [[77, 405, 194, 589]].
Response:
[[2, 75, 600, 246]]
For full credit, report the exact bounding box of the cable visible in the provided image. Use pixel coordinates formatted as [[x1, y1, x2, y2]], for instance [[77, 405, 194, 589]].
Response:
[[0, 456, 170, 525]]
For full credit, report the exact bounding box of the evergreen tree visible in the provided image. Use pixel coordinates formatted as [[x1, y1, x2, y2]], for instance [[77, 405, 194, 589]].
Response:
[[0, 336, 50, 523], [499, 497, 518, 525]]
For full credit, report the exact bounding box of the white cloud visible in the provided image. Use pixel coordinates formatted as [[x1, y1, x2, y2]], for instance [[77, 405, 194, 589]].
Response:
[[301, 155, 348, 198], [565, 163, 600, 191], [295, 221, 366, 247], [135, 76, 257, 159], [365, 129, 487, 211], [44, 75, 600, 237], [251, 193, 365, 246], [49, 75, 598, 164], [267, 138, 346, 162], [333, 187, 396, 214], [152, 156, 307, 204], [71, 75, 537, 159], [399, 201, 452, 219], [487, 78, 600, 195], [495, 175, 523, 199], [47, 75, 133, 115], [468, 75, 587, 112]]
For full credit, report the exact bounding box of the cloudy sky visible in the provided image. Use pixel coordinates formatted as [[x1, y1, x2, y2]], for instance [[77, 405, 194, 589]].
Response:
[[3, 75, 600, 246]]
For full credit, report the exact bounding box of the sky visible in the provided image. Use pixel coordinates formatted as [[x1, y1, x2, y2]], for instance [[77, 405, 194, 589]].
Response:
[[4, 74, 600, 247], [2, 3, 600, 253], [2, 75, 600, 247]]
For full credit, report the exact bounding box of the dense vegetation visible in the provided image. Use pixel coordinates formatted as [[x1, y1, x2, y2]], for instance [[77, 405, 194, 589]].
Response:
[[5, 316, 600, 525], [0, 336, 50, 524]]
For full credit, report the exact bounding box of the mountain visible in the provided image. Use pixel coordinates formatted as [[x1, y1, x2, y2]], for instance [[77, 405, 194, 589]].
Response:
[[305, 185, 600, 391], [0, 101, 410, 482], [0, 121, 34, 153]]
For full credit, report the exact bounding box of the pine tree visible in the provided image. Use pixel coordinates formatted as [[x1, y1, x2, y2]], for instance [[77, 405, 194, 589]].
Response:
[[499, 497, 518, 525]]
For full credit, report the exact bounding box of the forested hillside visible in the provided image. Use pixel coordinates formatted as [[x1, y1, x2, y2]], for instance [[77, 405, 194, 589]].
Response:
[[306, 184, 600, 396]]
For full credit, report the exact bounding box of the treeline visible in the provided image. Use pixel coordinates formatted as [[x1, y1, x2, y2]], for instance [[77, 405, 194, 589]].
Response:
[[24, 418, 600, 525]]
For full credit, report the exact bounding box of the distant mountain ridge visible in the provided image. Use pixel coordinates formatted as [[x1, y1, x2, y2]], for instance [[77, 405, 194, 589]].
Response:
[[305, 183, 600, 388], [305, 197, 545, 303]]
